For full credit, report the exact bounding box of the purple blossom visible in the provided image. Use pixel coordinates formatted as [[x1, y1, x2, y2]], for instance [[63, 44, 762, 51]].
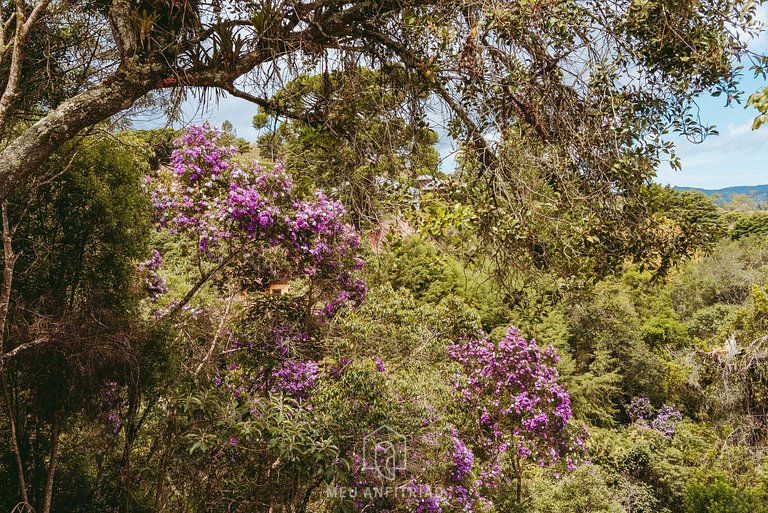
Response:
[[137, 249, 168, 301], [628, 396, 682, 437], [449, 327, 587, 470], [652, 405, 682, 436], [151, 124, 367, 318], [270, 359, 320, 401], [451, 434, 475, 481], [627, 396, 654, 426]]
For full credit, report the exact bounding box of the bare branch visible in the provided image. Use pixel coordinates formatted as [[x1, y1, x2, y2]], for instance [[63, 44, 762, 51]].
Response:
[[194, 295, 235, 377], [0, 337, 49, 365]]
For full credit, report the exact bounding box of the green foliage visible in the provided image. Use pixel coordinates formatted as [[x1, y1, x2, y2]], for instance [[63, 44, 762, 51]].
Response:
[[255, 67, 439, 227], [621, 0, 736, 91], [180, 389, 342, 512], [377, 234, 512, 332], [727, 284, 768, 341], [12, 134, 151, 308], [641, 313, 689, 350], [730, 212, 768, 239], [566, 350, 623, 428], [567, 278, 667, 403], [684, 470, 768, 513], [589, 422, 717, 513], [669, 237, 768, 318], [0, 133, 161, 512], [748, 85, 768, 130], [645, 186, 727, 270], [132, 128, 180, 170], [686, 303, 739, 340], [332, 283, 481, 367], [527, 465, 626, 513]]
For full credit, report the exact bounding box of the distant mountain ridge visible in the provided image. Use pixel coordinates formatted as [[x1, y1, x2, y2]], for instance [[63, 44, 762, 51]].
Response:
[[674, 184, 768, 205]]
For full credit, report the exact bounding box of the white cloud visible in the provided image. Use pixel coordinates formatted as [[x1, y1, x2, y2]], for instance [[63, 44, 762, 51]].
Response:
[[658, 121, 768, 188], [750, 4, 768, 52]]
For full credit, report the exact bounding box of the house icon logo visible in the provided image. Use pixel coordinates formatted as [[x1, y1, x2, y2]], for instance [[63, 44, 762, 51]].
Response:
[[361, 425, 407, 480]]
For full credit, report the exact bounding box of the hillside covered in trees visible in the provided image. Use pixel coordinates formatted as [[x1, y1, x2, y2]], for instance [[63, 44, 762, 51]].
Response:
[[0, 124, 767, 512], [677, 185, 768, 210], [1, 1, 768, 513]]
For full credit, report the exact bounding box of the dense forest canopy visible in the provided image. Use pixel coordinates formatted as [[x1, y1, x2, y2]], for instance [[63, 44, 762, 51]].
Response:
[[1, 1, 768, 512]]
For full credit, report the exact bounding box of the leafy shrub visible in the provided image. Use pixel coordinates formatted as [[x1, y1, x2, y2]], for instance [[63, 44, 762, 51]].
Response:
[[684, 470, 768, 513]]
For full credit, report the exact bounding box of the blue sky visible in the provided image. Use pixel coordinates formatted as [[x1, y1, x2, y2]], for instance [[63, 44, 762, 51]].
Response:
[[648, 7, 768, 189], [656, 72, 768, 189], [171, 13, 768, 190]]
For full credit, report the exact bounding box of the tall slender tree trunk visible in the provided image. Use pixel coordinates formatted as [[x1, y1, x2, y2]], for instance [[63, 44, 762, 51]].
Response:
[[1, 376, 27, 504], [0, 201, 26, 503], [41, 420, 60, 513]]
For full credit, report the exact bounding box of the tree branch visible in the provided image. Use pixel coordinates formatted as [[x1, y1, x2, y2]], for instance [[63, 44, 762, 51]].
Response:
[[360, 27, 497, 170], [0, 70, 157, 200], [194, 294, 234, 377], [162, 256, 234, 322], [0, 337, 49, 366], [221, 83, 324, 126]]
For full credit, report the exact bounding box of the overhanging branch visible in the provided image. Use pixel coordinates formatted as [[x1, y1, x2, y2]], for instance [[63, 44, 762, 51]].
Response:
[[360, 28, 497, 171], [221, 83, 324, 126]]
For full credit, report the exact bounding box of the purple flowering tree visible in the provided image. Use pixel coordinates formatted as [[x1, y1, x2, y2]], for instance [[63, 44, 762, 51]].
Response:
[[152, 124, 373, 512], [449, 326, 587, 504], [150, 123, 366, 319], [148, 121, 369, 439]]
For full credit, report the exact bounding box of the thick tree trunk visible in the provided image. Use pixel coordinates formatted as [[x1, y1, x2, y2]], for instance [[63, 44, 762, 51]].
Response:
[[0, 71, 154, 199]]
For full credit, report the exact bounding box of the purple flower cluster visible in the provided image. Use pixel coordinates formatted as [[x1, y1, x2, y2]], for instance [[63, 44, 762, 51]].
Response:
[[627, 396, 653, 424], [151, 124, 366, 317], [214, 357, 321, 404], [627, 396, 682, 436], [402, 482, 447, 513], [652, 405, 683, 436], [451, 433, 474, 481], [448, 327, 586, 471], [137, 249, 168, 301], [444, 483, 492, 513], [410, 491, 446, 513], [270, 359, 320, 401], [171, 123, 237, 180]]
